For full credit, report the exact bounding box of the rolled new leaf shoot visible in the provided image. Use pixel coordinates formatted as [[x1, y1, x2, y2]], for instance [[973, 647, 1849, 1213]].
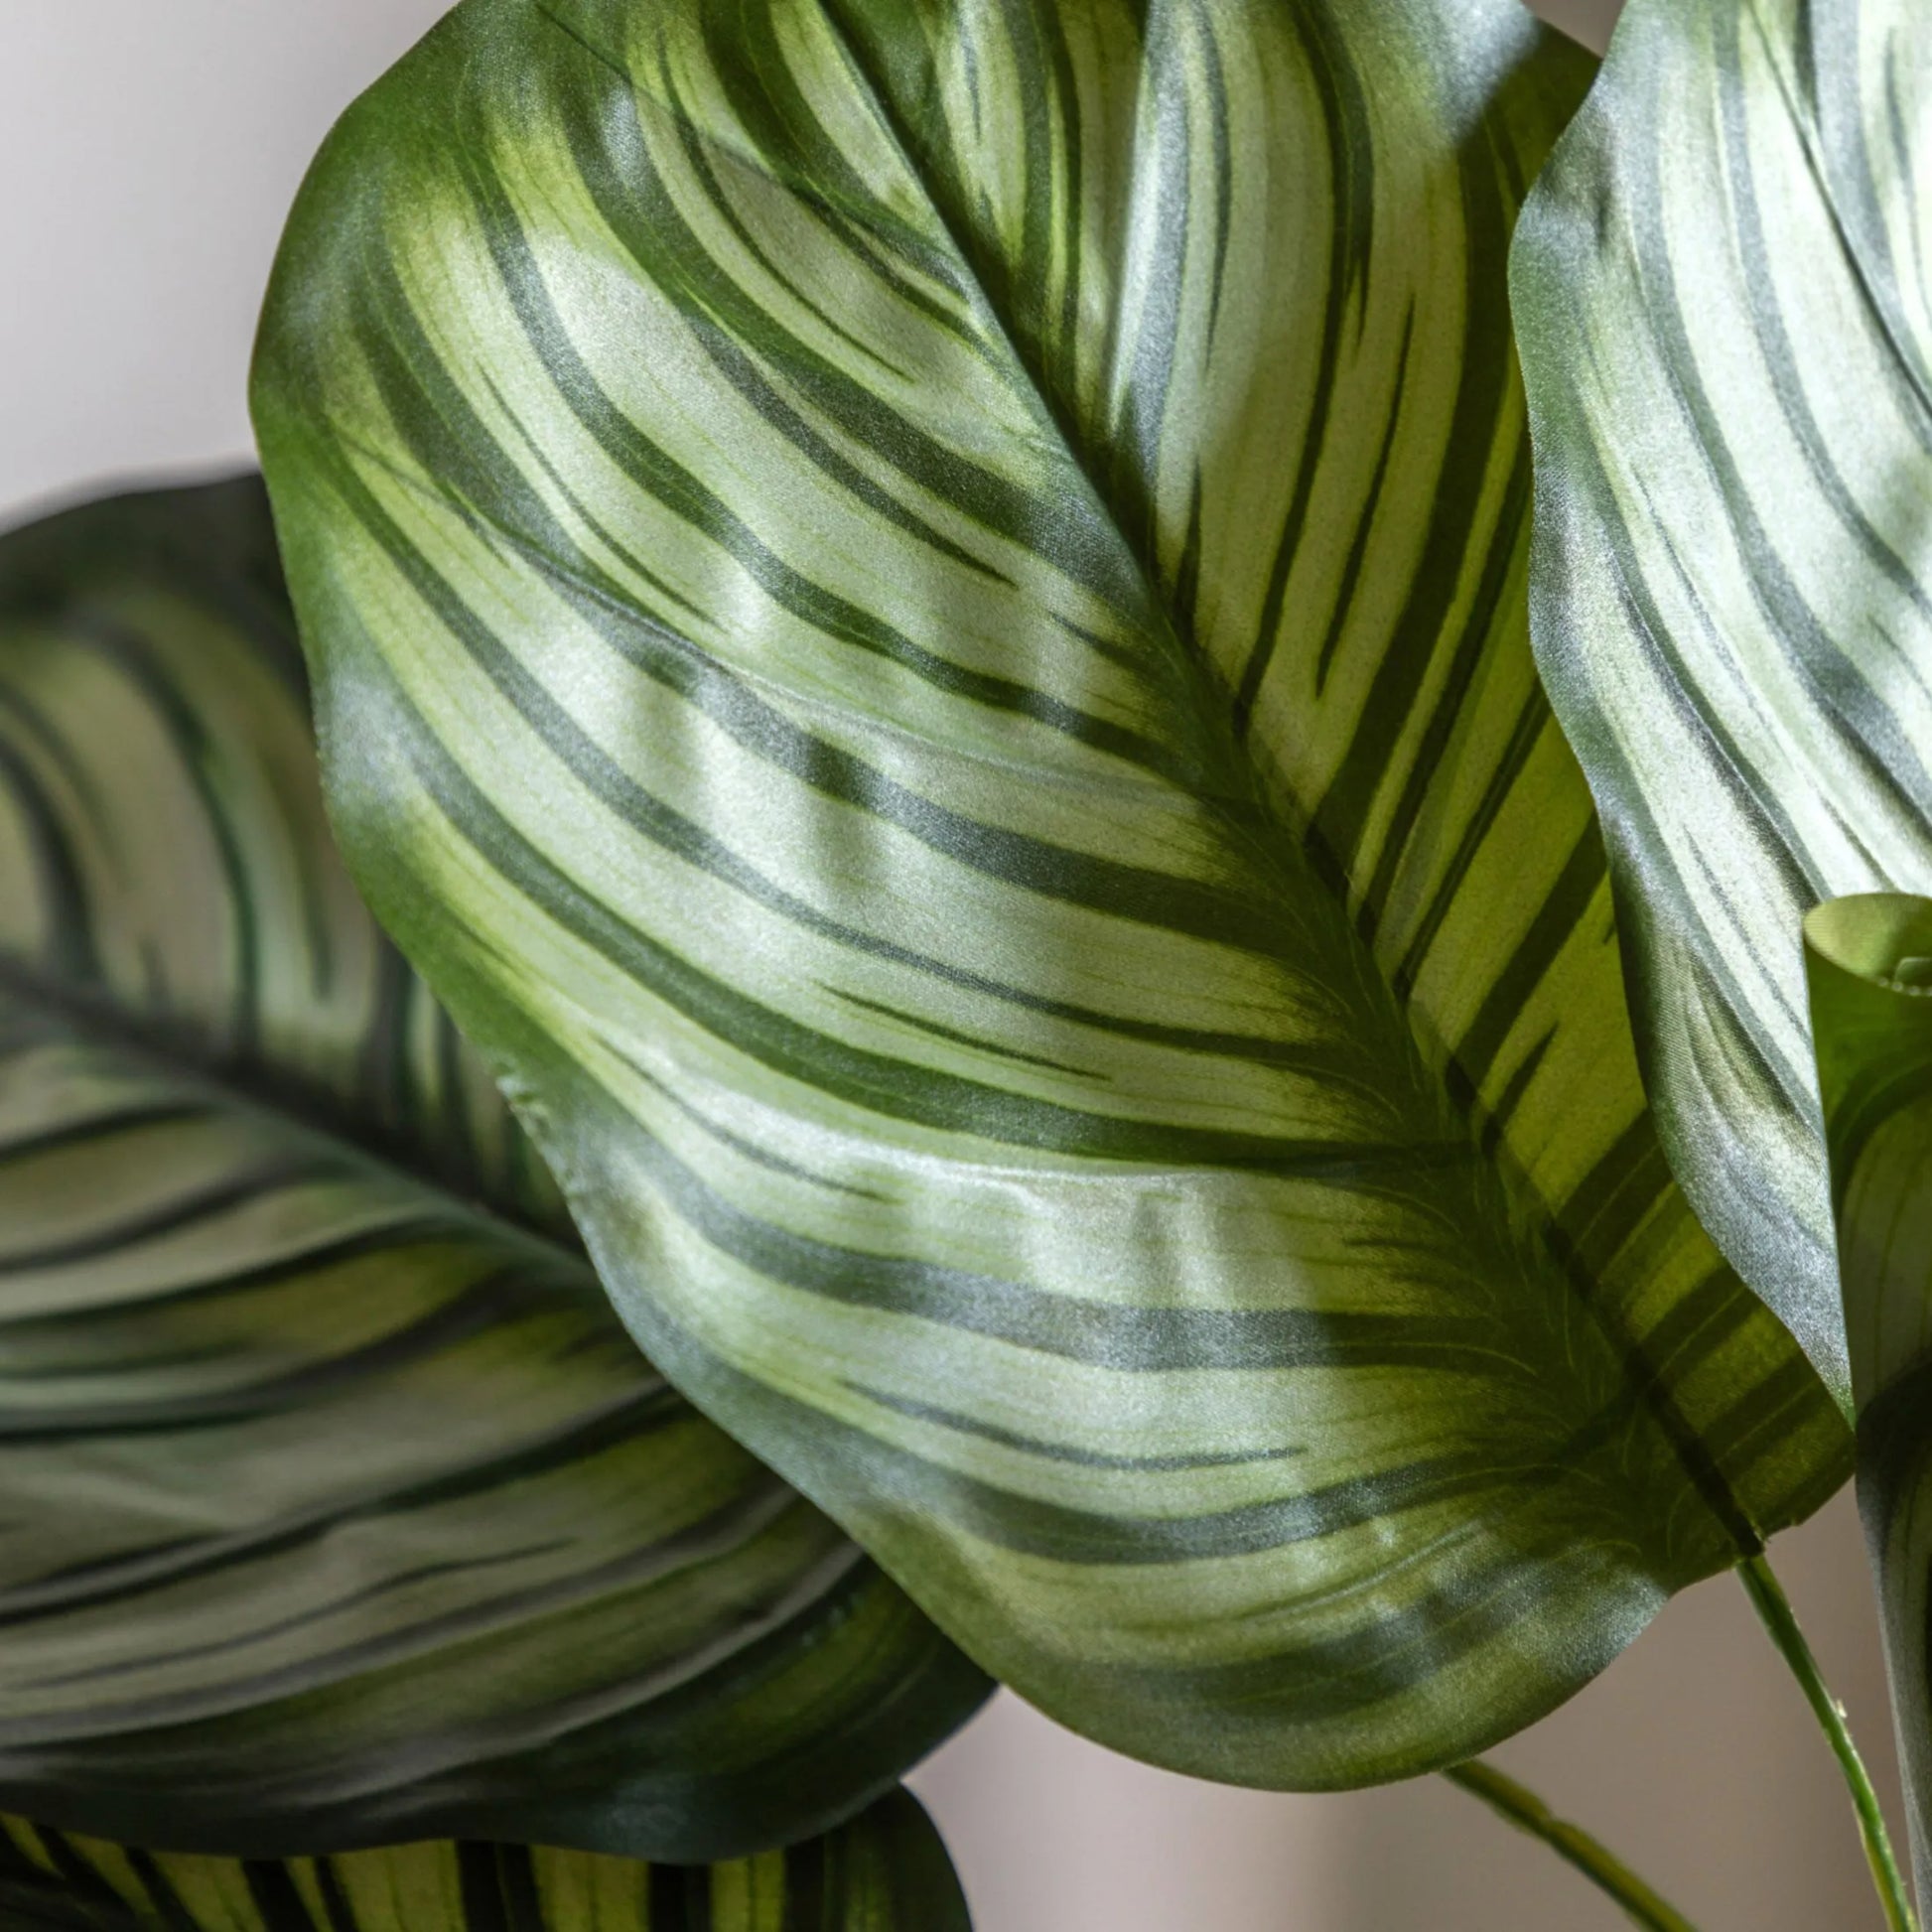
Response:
[[1806, 894, 1932, 1910]]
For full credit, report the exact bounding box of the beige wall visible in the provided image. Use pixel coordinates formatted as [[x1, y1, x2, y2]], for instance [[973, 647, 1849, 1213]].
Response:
[[5, 3, 1906, 1927], [0, 4, 456, 515]]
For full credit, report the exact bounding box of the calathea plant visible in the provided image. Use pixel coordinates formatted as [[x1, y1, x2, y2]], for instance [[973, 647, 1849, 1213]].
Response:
[[1, 0, 1922, 1925], [0, 480, 979, 1926], [249, 0, 1847, 1795], [1514, 0, 1932, 1921]]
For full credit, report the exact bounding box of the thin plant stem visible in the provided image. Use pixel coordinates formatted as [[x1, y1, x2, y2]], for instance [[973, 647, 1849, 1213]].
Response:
[[1443, 1759, 1702, 1932], [1739, 1552, 1917, 1932]]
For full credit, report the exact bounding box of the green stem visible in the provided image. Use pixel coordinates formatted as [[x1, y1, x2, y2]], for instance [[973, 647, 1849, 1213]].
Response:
[[1443, 1759, 1702, 1932], [1738, 1552, 1917, 1932]]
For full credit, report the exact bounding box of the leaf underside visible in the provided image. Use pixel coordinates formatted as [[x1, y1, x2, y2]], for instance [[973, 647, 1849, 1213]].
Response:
[[254, 0, 1849, 1787], [1512, 0, 1932, 1406], [0, 1788, 968, 1932], [0, 479, 987, 1860]]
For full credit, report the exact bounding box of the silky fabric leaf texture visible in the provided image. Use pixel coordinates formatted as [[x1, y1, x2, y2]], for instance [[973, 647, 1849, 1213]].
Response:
[[1511, 0, 1932, 1406], [0, 1789, 968, 1932], [0, 477, 988, 1858], [253, 0, 1851, 1788], [1806, 895, 1932, 1905]]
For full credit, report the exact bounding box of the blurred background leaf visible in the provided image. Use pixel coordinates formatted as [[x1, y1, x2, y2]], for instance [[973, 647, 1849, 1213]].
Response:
[[0, 477, 987, 1861]]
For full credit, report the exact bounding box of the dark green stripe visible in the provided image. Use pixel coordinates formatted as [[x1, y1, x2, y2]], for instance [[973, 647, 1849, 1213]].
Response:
[[647, 1862, 710, 1932], [0, 1215, 476, 1330], [457, 1844, 513, 1932], [562, 1089, 1501, 1374], [0, 1269, 553, 1444], [0, 1384, 681, 1628], [63, 614, 269, 1054], [0, 1102, 216, 1175], [1451, 829, 1606, 1096], [0, 719, 97, 983], [333, 564, 1462, 1166], [312, 1860, 360, 1932], [121, 1851, 201, 1932], [779, 1829, 827, 1932], [1311, 136, 1523, 893], [243, 1858, 324, 1932], [1231, 0, 1375, 734], [0, 1158, 335, 1278], [3, 1481, 802, 1743], [852, 1386, 1307, 1471]]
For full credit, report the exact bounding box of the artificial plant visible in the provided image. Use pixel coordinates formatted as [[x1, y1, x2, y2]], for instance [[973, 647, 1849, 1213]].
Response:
[[1515, 0, 1932, 1917], [4, 0, 1926, 1925], [0, 478, 977, 1925], [248, 0, 1843, 1794]]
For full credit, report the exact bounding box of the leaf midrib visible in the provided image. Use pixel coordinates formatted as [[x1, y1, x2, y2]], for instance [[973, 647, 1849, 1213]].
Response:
[[801, 8, 1556, 1188], [779, 1, 1762, 1551]]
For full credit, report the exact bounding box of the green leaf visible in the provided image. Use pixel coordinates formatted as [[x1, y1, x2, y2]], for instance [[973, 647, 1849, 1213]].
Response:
[[251, 0, 1850, 1788], [0, 1788, 968, 1931], [1509, 0, 1932, 1408], [1806, 893, 1932, 1898], [0, 478, 988, 1859]]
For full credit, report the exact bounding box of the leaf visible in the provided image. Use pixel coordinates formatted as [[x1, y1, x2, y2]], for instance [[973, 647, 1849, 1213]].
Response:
[[0, 478, 989, 1859], [1805, 894, 1932, 1898], [0, 1787, 968, 1932], [1508, 0, 1932, 1407], [250, 0, 1850, 1788]]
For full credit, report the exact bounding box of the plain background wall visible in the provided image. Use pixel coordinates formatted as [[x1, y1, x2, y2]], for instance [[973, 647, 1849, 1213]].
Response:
[[0, 4, 1907, 1927]]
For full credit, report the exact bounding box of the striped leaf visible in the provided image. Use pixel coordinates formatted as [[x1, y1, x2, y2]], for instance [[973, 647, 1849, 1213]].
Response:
[[0, 478, 988, 1858], [251, 0, 1850, 1788], [0, 1788, 967, 1932], [1806, 895, 1932, 1898], [1510, 0, 1932, 1405]]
